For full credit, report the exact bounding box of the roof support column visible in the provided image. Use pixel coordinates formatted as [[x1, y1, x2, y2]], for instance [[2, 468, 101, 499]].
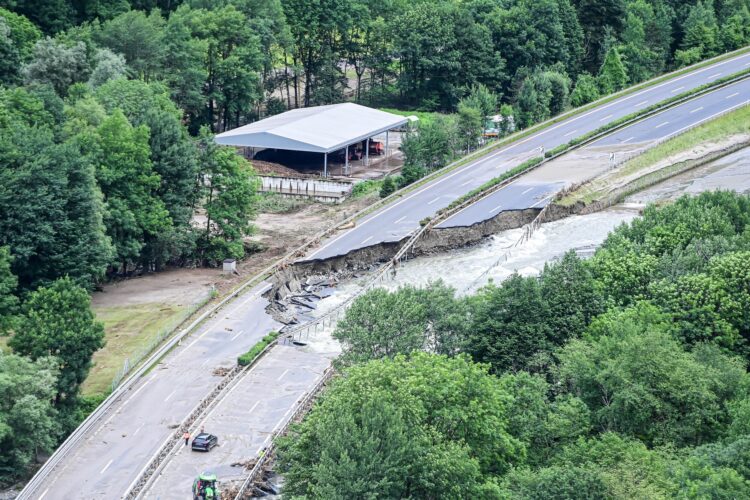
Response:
[[385, 130, 390, 168], [345, 145, 349, 175], [323, 152, 328, 177], [365, 138, 370, 166]]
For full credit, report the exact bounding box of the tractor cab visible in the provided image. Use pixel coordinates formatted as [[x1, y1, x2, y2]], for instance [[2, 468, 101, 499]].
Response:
[[193, 472, 220, 500]]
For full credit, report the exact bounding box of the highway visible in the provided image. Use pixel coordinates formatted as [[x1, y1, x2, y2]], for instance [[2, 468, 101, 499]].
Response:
[[22, 51, 750, 500], [439, 77, 750, 228], [305, 52, 750, 260], [30, 282, 281, 499]]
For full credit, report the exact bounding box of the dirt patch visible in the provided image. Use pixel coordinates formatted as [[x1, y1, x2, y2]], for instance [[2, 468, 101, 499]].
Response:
[[92, 268, 218, 309], [210, 193, 381, 296], [252, 160, 318, 178]]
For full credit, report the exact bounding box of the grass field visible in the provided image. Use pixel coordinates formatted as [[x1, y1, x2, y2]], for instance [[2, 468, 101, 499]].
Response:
[[558, 103, 750, 206], [82, 303, 189, 396]]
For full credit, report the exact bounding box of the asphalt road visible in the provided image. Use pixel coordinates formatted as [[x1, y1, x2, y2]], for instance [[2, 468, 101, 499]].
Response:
[[305, 52, 750, 260], [26, 51, 750, 500], [31, 282, 282, 500], [439, 77, 750, 228], [144, 342, 338, 499]]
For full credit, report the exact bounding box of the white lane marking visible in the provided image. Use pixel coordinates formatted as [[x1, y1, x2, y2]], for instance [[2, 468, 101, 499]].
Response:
[[563, 129, 578, 137], [307, 57, 750, 258], [184, 283, 272, 350], [394, 215, 407, 223], [100, 459, 114, 474], [249, 401, 260, 413], [745, 61, 750, 66], [98, 376, 155, 430], [521, 187, 534, 195], [427, 197, 440, 205], [164, 389, 177, 402], [621, 137, 635, 144], [133, 424, 144, 436], [690, 106, 703, 114], [635, 100, 648, 107], [277, 368, 290, 381], [707, 72, 722, 79], [129, 355, 275, 496], [39, 489, 50, 500], [670, 86, 685, 93], [230, 329, 244, 341], [489, 204, 503, 214], [460, 180, 473, 186], [531, 194, 555, 208], [599, 114, 613, 122], [726, 92, 739, 99], [650, 97, 750, 149], [655, 121, 669, 129], [360, 236, 373, 245]]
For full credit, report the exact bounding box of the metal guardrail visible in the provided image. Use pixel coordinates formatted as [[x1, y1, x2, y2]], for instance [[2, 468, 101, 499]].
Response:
[[232, 366, 335, 500], [124, 338, 280, 499], [18, 57, 750, 500]]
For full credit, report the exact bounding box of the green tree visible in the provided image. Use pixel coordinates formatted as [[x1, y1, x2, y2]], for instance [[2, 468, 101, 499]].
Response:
[[570, 72, 600, 106], [551, 433, 675, 498], [503, 465, 611, 499], [540, 251, 604, 344], [0, 8, 41, 84], [196, 129, 259, 264], [162, 6, 207, 129], [333, 281, 467, 366], [651, 272, 742, 351], [466, 273, 554, 373], [379, 175, 397, 198], [500, 371, 591, 465], [597, 46, 628, 94], [94, 9, 165, 80], [0, 246, 17, 334], [618, 0, 672, 83], [87, 48, 127, 88], [457, 99, 483, 151], [277, 353, 521, 497], [0, 90, 112, 289], [557, 311, 748, 447], [575, 0, 626, 71], [22, 38, 91, 95], [95, 79, 200, 267], [680, 0, 720, 58], [0, 352, 60, 483], [94, 109, 170, 272], [10, 277, 105, 426], [462, 83, 498, 121], [401, 115, 457, 172], [1, 0, 73, 34]]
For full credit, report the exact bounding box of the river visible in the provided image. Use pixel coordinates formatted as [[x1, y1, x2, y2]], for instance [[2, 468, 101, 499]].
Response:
[[304, 147, 750, 343]]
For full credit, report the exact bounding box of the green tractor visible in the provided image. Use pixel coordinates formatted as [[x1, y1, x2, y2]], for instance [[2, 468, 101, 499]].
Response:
[[192, 472, 220, 500]]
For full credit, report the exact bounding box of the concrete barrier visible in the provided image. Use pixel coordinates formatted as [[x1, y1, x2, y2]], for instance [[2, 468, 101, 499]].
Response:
[[260, 175, 353, 203]]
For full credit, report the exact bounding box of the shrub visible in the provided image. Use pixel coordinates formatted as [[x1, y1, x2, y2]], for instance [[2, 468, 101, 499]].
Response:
[[237, 331, 280, 366]]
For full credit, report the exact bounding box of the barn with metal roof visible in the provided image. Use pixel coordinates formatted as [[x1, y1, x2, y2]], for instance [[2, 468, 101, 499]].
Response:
[[215, 103, 410, 176]]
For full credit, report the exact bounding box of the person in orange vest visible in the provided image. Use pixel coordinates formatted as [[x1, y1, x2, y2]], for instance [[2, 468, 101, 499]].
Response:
[[183, 431, 190, 446]]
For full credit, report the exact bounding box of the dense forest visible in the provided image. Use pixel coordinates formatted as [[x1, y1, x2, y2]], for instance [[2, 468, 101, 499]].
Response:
[[279, 191, 750, 498], [1, 0, 750, 487]]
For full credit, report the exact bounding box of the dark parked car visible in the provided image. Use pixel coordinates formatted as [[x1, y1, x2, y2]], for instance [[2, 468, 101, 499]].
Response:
[[191, 433, 218, 452]]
